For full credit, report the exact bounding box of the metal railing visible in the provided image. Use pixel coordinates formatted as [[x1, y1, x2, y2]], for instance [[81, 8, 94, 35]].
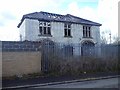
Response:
[[41, 43, 119, 72]]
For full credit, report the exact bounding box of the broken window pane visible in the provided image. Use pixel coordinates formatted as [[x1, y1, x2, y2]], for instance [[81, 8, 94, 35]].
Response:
[[68, 29, 71, 36], [48, 22, 51, 26], [39, 22, 43, 26], [83, 26, 91, 38], [39, 27, 42, 34], [44, 22, 46, 26], [48, 27, 51, 35], [89, 30, 91, 37], [44, 27, 46, 34], [68, 24, 71, 28], [64, 23, 71, 37], [39, 21, 51, 36], [64, 29, 67, 36], [64, 23, 67, 28]]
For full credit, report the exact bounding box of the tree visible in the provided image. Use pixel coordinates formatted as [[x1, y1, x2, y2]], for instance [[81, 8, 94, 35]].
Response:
[[112, 36, 120, 45], [100, 31, 108, 45]]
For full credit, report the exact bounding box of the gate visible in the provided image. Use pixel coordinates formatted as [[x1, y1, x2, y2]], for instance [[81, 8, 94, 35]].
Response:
[[41, 40, 54, 72]]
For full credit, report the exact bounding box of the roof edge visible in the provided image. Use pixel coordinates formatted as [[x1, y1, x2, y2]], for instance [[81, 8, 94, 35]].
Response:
[[66, 14, 102, 26], [17, 11, 102, 28]]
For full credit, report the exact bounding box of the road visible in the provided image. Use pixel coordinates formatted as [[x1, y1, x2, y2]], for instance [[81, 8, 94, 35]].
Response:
[[31, 77, 119, 88]]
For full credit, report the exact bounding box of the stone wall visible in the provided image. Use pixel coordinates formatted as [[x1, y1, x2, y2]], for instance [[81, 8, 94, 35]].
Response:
[[1, 41, 42, 77]]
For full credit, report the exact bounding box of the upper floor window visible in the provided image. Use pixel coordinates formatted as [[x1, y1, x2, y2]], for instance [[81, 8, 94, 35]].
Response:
[[83, 26, 91, 38], [64, 23, 72, 37], [39, 21, 51, 36]]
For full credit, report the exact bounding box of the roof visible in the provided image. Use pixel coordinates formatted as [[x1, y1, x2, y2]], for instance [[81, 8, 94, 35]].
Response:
[[17, 11, 102, 28]]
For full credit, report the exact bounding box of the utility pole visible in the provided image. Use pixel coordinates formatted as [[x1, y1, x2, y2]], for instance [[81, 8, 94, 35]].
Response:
[[109, 33, 111, 44], [20, 34, 22, 41]]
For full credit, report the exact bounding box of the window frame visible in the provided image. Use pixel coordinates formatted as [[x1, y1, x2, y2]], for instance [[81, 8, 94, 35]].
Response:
[[83, 25, 91, 38], [38, 21, 51, 36], [64, 23, 72, 37]]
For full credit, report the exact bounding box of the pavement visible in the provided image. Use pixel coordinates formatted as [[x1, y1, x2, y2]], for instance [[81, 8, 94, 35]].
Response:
[[31, 77, 119, 88], [2, 72, 119, 89]]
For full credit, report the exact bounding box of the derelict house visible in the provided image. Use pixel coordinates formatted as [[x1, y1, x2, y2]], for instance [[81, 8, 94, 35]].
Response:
[[18, 11, 102, 56]]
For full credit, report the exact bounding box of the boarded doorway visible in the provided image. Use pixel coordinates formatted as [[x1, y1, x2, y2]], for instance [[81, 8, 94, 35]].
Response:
[[81, 41, 95, 56]]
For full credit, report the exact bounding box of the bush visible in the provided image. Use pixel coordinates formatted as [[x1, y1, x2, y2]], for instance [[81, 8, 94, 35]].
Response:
[[46, 54, 119, 76]]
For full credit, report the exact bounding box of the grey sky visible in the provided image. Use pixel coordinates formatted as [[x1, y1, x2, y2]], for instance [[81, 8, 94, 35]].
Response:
[[0, 0, 119, 41]]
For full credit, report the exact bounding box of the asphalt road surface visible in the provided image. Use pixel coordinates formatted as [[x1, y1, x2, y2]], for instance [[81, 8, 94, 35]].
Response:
[[31, 77, 119, 88]]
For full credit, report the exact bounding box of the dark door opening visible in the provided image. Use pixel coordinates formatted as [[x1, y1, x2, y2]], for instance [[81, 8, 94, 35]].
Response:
[[81, 41, 95, 56]]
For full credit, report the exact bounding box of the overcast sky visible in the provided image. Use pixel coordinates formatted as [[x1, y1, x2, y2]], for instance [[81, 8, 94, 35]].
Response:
[[0, 0, 119, 41]]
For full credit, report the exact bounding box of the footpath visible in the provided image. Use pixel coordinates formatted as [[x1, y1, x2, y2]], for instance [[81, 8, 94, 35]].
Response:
[[2, 72, 119, 89]]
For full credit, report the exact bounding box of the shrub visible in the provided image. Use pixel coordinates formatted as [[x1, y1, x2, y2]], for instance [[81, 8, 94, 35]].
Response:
[[45, 54, 119, 76]]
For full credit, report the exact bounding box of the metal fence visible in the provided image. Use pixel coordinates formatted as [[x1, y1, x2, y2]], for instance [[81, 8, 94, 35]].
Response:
[[1, 41, 119, 73], [41, 43, 119, 72]]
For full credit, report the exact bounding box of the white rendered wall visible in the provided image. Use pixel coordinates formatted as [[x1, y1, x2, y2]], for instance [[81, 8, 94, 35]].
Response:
[[91, 26, 101, 56], [19, 19, 101, 56], [19, 20, 26, 41], [25, 19, 39, 41], [19, 19, 100, 45], [51, 22, 83, 44]]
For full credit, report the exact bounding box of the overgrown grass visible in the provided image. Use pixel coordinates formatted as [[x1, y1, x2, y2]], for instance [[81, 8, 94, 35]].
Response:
[[47, 54, 119, 77]]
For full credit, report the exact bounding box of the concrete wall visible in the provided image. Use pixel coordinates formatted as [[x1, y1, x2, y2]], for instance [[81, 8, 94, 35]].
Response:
[[2, 51, 41, 77], [1, 41, 42, 77]]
